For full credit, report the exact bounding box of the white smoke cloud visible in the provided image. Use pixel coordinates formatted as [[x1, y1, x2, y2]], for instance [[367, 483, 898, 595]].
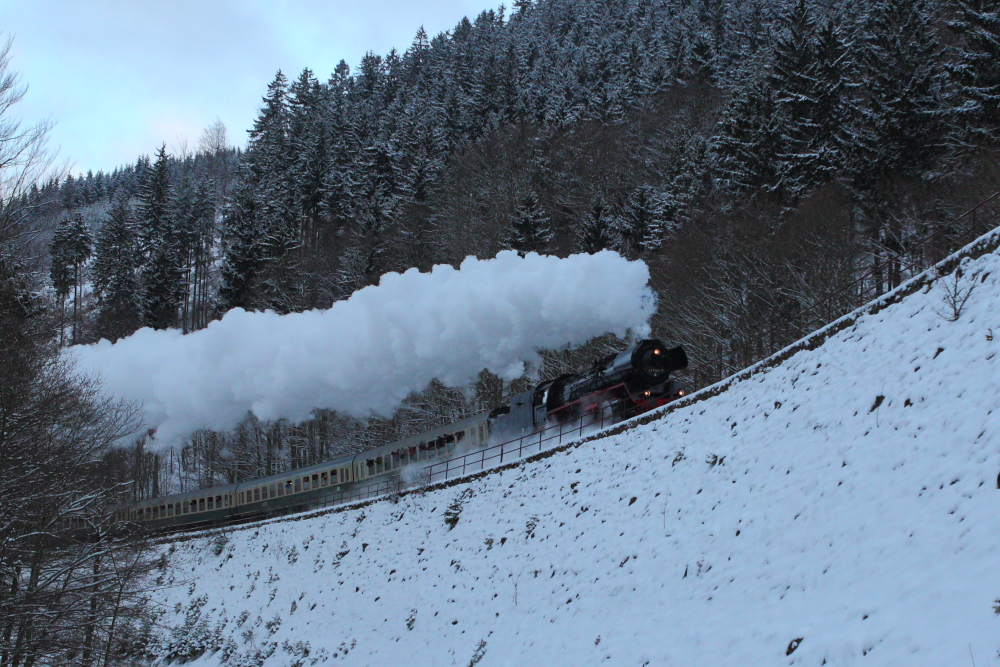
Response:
[[69, 251, 654, 446]]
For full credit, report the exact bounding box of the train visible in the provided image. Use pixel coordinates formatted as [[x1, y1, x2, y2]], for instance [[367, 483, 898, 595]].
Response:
[[128, 339, 688, 532]]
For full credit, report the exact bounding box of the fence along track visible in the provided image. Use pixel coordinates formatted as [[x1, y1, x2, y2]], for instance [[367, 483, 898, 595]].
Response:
[[156, 192, 1000, 543]]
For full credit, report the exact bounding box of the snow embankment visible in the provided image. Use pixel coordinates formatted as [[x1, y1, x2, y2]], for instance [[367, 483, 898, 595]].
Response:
[[147, 241, 1000, 666]]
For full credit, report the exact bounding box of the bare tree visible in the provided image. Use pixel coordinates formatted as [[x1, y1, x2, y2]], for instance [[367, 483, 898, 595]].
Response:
[[197, 118, 227, 156], [0, 34, 57, 259], [0, 35, 154, 667]]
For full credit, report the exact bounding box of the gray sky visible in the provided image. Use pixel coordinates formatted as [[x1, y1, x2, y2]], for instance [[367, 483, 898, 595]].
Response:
[[2, 0, 497, 175]]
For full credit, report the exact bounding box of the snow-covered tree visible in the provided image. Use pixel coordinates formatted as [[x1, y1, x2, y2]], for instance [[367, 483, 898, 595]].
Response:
[[614, 185, 665, 257], [93, 194, 142, 341], [506, 193, 553, 255], [851, 0, 947, 188], [577, 196, 615, 254], [947, 0, 1000, 144], [138, 146, 184, 329]]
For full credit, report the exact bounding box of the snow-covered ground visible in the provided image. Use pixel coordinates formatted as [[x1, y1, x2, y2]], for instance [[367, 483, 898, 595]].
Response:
[[147, 237, 1000, 667]]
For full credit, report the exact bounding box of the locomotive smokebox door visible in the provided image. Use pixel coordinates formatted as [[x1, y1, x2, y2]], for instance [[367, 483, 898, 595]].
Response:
[[628, 340, 685, 384]]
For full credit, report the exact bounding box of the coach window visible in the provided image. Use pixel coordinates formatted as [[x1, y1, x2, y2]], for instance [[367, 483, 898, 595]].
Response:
[[160, 505, 166, 517], [182, 502, 189, 514], [320, 472, 328, 487], [216, 495, 223, 507], [199, 498, 205, 512], [167, 504, 174, 517], [294, 478, 301, 493], [208, 497, 214, 510], [312, 474, 318, 488], [190, 500, 197, 513], [252, 488, 259, 502], [268, 485, 275, 498], [276, 484, 284, 498]]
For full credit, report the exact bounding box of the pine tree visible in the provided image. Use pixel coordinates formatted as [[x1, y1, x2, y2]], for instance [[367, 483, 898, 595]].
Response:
[[189, 179, 217, 330], [219, 71, 296, 311], [852, 0, 947, 188], [49, 220, 74, 346], [137, 145, 172, 247], [219, 178, 264, 310], [809, 19, 853, 178], [613, 185, 665, 258], [49, 214, 92, 344], [137, 145, 184, 328], [93, 194, 142, 341], [506, 193, 553, 255], [947, 0, 1000, 144], [713, 79, 788, 200], [170, 175, 216, 331], [577, 196, 615, 253], [769, 0, 821, 201]]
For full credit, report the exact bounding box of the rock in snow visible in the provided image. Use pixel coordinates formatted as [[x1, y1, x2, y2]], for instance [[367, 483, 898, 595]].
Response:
[[147, 239, 1000, 666]]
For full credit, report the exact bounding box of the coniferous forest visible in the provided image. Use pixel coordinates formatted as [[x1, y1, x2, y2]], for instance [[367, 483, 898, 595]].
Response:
[[2, 0, 1000, 660], [2, 5, 1000, 652]]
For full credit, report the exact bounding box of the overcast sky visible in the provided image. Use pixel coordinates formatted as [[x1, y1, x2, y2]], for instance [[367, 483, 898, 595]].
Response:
[[2, 0, 496, 175]]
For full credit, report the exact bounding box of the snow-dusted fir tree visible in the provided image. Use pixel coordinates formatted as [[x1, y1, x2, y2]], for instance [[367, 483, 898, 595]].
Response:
[[49, 214, 92, 344], [947, 0, 1000, 144], [713, 79, 788, 201], [219, 178, 263, 311], [613, 185, 665, 258], [220, 72, 292, 311], [170, 175, 217, 331], [137, 145, 172, 249], [577, 195, 615, 254], [852, 0, 947, 188], [49, 220, 75, 346], [288, 69, 330, 257], [92, 194, 142, 341], [769, 0, 824, 202], [138, 146, 184, 329], [506, 192, 553, 255]]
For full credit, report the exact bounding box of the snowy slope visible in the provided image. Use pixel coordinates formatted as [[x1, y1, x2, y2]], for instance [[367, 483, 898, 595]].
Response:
[[147, 236, 1000, 667]]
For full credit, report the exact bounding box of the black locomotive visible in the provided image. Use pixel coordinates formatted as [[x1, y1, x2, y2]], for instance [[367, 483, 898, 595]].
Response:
[[490, 338, 688, 438]]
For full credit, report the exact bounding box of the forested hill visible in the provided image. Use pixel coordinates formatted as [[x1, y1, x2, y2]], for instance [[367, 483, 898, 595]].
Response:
[[40, 0, 1000, 334], [21, 0, 1000, 494]]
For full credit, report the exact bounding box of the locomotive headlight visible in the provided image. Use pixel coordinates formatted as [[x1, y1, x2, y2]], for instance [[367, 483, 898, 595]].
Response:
[[678, 389, 685, 396], [643, 390, 651, 397], [653, 349, 661, 355]]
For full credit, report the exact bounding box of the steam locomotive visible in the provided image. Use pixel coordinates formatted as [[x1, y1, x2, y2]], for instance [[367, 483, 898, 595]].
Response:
[[128, 339, 687, 531]]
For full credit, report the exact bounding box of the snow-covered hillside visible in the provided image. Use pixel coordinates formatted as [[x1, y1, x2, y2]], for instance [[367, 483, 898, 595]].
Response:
[[147, 235, 1000, 667]]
